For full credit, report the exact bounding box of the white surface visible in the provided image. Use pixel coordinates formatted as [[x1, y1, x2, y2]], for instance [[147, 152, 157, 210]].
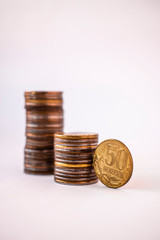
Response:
[[1, 163, 160, 240], [0, 0, 160, 240]]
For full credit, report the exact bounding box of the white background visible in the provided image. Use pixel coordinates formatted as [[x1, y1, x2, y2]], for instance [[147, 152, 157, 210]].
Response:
[[0, 0, 160, 240]]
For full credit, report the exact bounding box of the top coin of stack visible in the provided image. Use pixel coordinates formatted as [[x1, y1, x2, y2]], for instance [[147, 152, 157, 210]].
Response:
[[54, 132, 98, 185], [24, 91, 63, 174]]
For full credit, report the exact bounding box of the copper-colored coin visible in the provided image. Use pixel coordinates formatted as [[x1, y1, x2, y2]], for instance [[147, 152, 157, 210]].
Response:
[[54, 175, 98, 182], [24, 165, 54, 171], [25, 158, 53, 164], [24, 157, 53, 162], [26, 136, 53, 142], [26, 128, 63, 134], [25, 99, 63, 107], [25, 91, 62, 100], [26, 107, 63, 113], [24, 169, 53, 175], [26, 123, 63, 129], [93, 139, 133, 188], [24, 154, 54, 173], [26, 132, 54, 139], [24, 161, 54, 167], [26, 119, 63, 125], [25, 148, 54, 157], [25, 145, 53, 150], [25, 139, 53, 149]]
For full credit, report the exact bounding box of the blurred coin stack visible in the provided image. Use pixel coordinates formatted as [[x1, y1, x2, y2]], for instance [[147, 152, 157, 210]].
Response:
[[54, 133, 98, 184], [24, 91, 63, 174]]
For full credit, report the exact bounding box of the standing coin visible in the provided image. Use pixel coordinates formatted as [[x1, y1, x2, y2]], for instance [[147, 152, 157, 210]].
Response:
[[93, 139, 133, 188]]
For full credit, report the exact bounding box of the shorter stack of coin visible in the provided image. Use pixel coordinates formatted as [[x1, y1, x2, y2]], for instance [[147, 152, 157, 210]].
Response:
[[24, 91, 63, 174], [54, 133, 98, 185]]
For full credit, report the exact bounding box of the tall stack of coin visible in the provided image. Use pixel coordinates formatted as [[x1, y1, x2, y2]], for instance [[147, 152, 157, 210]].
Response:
[[54, 133, 98, 185], [24, 91, 63, 174]]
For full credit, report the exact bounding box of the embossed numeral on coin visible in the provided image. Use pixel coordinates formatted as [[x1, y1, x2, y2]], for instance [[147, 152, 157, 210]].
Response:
[[116, 149, 127, 170], [105, 144, 118, 166], [105, 145, 127, 170]]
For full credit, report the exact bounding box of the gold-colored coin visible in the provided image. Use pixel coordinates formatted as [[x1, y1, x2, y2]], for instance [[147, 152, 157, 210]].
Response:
[[55, 162, 93, 168], [54, 132, 98, 139], [93, 139, 133, 188]]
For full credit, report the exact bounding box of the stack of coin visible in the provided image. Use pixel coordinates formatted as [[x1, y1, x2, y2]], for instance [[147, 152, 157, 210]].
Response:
[[54, 133, 98, 185], [24, 91, 63, 174]]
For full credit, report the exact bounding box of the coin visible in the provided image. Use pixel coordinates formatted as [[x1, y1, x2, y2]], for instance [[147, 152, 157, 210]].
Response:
[[55, 162, 93, 168], [25, 99, 63, 107], [25, 148, 54, 157], [24, 169, 53, 175], [55, 178, 98, 185], [25, 91, 62, 100], [54, 132, 98, 139], [93, 139, 133, 188], [54, 172, 97, 178], [54, 175, 98, 182]]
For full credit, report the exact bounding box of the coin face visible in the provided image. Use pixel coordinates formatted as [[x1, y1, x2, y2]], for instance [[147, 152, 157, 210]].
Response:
[[93, 139, 133, 188]]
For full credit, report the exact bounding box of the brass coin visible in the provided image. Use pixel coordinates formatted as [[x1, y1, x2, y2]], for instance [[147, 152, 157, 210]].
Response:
[[55, 162, 93, 168], [54, 175, 98, 182], [54, 132, 98, 139], [93, 139, 133, 188], [55, 178, 98, 185]]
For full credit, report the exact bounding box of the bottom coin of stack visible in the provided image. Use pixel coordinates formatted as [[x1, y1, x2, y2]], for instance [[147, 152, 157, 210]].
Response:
[[54, 132, 98, 185]]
